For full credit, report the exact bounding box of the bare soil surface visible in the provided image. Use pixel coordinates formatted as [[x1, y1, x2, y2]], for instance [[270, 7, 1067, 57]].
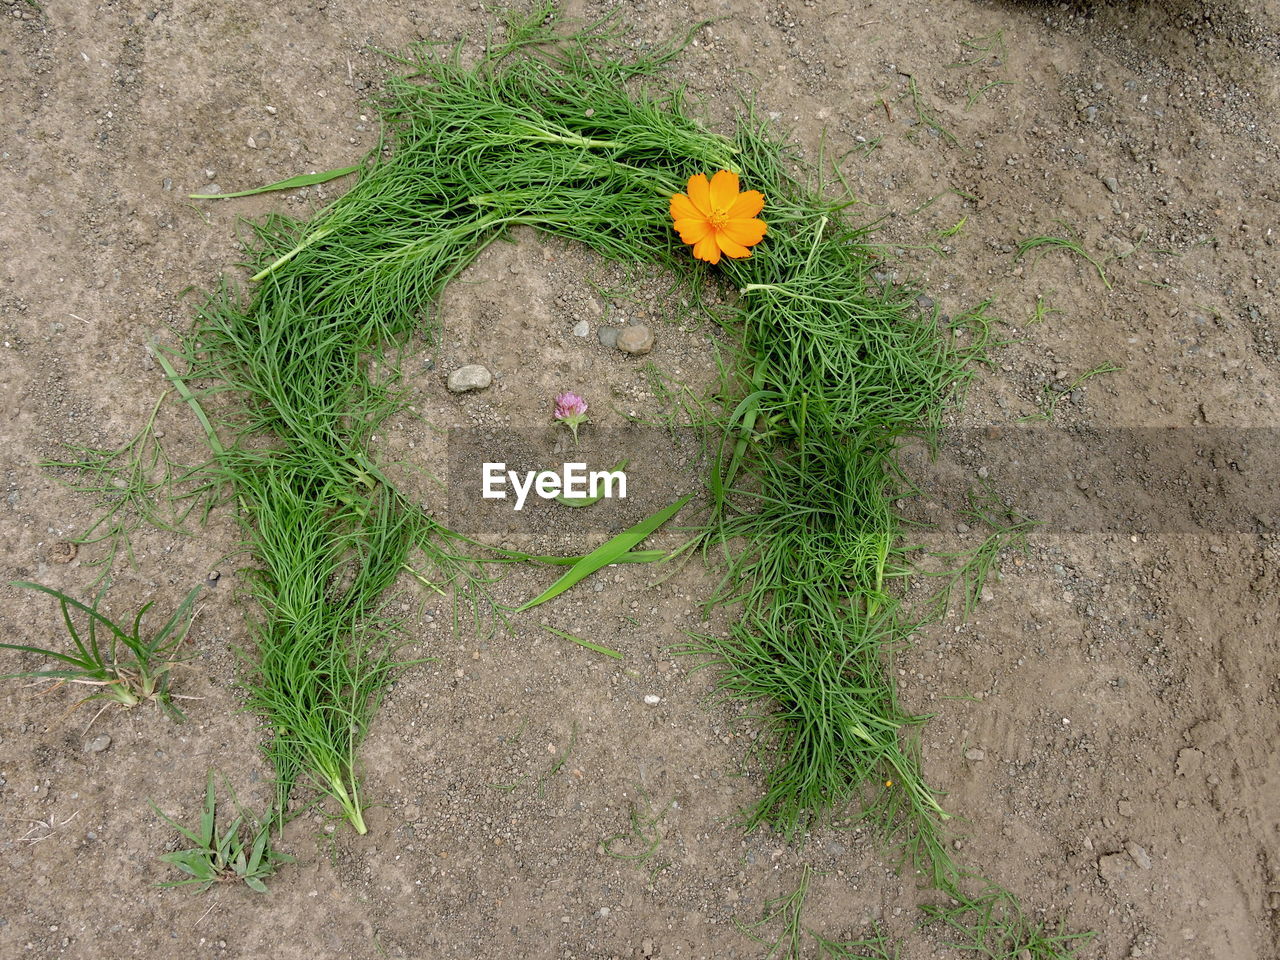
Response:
[[1, 1, 1277, 958]]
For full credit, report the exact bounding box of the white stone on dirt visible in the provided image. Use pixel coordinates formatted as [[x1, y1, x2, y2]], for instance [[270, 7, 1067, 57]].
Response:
[[85, 734, 111, 753], [447, 364, 492, 393], [643, 695, 660, 705]]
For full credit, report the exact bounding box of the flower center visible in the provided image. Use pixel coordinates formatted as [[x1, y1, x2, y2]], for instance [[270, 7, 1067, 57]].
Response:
[[708, 208, 731, 229]]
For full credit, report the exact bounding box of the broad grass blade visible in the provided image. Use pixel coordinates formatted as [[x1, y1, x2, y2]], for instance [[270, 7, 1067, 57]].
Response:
[[517, 494, 692, 612], [543, 626, 623, 660], [188, 165, 360, 199]]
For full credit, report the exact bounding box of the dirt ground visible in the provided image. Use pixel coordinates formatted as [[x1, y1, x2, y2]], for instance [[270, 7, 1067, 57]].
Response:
[[1, 0, 1278, 957]]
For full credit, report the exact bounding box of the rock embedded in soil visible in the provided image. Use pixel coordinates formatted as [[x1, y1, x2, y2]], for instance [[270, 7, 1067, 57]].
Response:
[[964, 747, 986, 761], [1126, 841, 1153, 870], [616, 324, 654, 355], [597, 326, 619, 349], [572, 319, 590, 337], [1176, 747, 1203, 776], [85, 734, 111, 753], [447, 364, 493, 393], [1098, 852, 1132, 883]]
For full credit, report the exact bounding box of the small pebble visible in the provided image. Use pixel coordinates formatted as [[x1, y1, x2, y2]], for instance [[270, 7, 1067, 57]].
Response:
[[1101, 175, 1119, 193], [643, 694, 661, 706], [964, 747, 985, 761], [447, 364, 492, 393], [597, 327, 619, 349], [85, 734, 112, 754], [616, 324, 654, 355], [1125, 841, 1153, 870], [572, 319, 590, 338]]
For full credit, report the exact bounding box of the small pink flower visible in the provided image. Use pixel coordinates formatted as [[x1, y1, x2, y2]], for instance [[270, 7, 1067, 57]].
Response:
[[554, 392, 588, 420], [553, 391, 588, 444]]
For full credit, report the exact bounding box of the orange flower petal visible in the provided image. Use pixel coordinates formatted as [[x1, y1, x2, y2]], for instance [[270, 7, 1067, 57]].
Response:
[[720, 217, 767, 248], [674, 217, 712, 244], [670, 193, 701, 221], [727, 189, 765, 220], [685, 174, 712, 217], [715, 232, 753, 259], [693, 233, 721, 264], [709, 170, 740, 212]]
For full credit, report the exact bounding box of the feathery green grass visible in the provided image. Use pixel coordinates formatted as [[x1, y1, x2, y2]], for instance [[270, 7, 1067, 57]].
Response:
[[42, 393, 221, 581], [75, 3, 1087, 943], [922, 875, 1094, 959], [737, 865, 900, 960], [169, 0, 977, 860], [1015, 232, 1111, 290]]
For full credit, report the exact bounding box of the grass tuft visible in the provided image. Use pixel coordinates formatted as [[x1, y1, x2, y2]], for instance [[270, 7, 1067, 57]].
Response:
[[152, 770, 293, 893], [736, 864, 900, 959], [1, 580, 201, 721], [922, 875, 1094, 959]]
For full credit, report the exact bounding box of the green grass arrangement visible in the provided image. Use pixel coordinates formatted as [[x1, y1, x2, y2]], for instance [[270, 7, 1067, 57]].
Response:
[[1014, 232, 1111, 290], [1, 580, 201, 721], [117, 1, 1078, 937]]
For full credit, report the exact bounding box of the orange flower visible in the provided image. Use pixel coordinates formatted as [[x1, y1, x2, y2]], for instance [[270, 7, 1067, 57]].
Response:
[[670, 171, 766, 265]]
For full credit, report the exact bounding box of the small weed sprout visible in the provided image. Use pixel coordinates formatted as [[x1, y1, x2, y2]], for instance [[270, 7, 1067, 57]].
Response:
[[1, 581, 201, 721], [1019, 361, 1122, 422], [152, 771, 293, 893], [919, 485, 1039, 618], [1028, 290, 1061, 325], [602, 792, 669, 864]]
